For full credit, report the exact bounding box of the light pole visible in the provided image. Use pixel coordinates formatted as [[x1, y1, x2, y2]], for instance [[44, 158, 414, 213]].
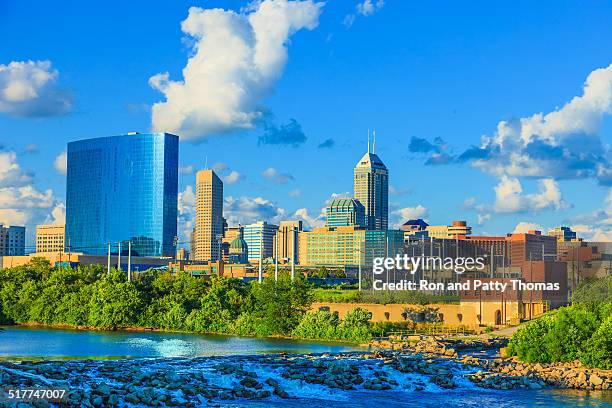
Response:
[[258, 229, 263, 283]]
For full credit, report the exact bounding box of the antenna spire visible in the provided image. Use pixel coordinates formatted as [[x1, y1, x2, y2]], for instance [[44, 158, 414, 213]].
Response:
[[373, 130, 376, 154], [205, 155, 208, 170], [367, 129, 370, 153]]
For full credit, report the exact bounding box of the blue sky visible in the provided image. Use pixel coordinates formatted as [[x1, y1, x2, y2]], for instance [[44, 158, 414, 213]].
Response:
[[1, 0, 612, 247]]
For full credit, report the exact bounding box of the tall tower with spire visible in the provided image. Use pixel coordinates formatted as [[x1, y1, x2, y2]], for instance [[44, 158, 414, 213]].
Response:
[[354, 130, 388, 230]]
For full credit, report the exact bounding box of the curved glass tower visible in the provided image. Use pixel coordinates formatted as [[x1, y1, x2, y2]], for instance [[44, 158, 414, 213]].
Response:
[[65, 132, 179, 257]]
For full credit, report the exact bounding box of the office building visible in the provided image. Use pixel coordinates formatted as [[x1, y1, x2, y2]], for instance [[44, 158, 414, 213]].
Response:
[[193, 170, 224, 261], [507, 230, 557, 266], [426, 220, 471, 239], [243, 221, 278, 262], [274, 220, 303, 263], [401, 219, 429, 240], [354, 136, 388, 230], [548, 226, 579, 242], [65, 132, 178, 257], [325, 198, 365, 227], [299, 226, 404, 267], [0, 225, 25, 256], [36, 224, 65, 253]]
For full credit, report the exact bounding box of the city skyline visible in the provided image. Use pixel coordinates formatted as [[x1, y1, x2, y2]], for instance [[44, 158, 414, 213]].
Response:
[[1, 0, 612, 247]]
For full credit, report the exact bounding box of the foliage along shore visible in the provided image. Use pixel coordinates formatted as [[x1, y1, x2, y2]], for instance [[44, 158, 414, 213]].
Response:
[[0, 258, 379, 344], [0, 258, 610, 370]]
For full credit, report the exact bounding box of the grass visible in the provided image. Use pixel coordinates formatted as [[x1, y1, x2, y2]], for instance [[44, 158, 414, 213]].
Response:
[[312, 288, 460, 305]]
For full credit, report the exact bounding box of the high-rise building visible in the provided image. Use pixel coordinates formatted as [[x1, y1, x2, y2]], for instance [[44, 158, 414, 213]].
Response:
[[36, 224, 65, 253], [243, 221, 278, 262], [325, 198, 365, 227], [193, 170, 224, 261], [65, 132, 178, 257], [0, 225, 26, 256], [274, 220, 303, 263], [354, 135, 388, 230]]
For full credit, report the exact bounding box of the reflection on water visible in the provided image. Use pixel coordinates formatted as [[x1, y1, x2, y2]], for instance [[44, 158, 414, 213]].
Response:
[[0, 326, 359, 359]]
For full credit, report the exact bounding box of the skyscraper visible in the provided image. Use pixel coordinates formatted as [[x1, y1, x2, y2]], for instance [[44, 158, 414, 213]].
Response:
[[65, 132, 178, 257], [354, 133, 388, 230], [243, 221, 278, 262], [193, 169, 224, 261], [325, 198, 365, 227]]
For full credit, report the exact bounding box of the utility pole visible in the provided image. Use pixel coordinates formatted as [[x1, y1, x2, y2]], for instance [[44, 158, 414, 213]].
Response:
[[275, 231, 278, 282], [291, 227, 296, 282], [107, 242, 111, 274], [127, 241, 132, 282], [117, 241, 121, 271], [258, 230, 263, 283], [490, 244, 494, 278]]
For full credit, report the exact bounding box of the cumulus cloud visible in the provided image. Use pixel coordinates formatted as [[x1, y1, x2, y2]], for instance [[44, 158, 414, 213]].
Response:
[[258, 118, 307, 147], [223, 170, 243, 184], [177, 185, 196, 242], [293, 207, 324, 228], [54, 151, 67, 175], [150, 1, 323, 140], [0, 60, 72, 117], [45, 202, 65, 224], [565, 188, 612, 241], [225, 196, 286, 226], [393, 205, 428, 221], [261, 167, 294, 184], [288, 188, 301, 198], [344, 0, 384, 28], [0, 151, 32, 187], [464, 63, 612, 185], [512, 222, 545, 234], [493, 176, 567, 213]]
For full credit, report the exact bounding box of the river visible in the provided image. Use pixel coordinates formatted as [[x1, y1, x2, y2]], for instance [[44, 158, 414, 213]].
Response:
[[0, 325, 358, 359], [0, 326, 610, 407]]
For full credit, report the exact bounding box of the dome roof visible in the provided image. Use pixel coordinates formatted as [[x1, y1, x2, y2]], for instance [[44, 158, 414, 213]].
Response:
[[229, 237, 248, 253]]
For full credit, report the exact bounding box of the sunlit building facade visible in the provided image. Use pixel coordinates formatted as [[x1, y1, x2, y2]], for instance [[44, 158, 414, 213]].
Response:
[[354, 143, 388, 230], [65, 132, 179, 257]]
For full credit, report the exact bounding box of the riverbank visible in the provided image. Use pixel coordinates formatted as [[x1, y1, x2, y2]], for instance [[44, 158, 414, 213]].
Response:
[[370, 336, 612, 390], [1, 350, 610, 407]]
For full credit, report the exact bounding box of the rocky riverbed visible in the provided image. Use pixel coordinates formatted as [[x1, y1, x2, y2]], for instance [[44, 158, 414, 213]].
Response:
[[2, 346, 604, 407], [370, 335, 612, 391]]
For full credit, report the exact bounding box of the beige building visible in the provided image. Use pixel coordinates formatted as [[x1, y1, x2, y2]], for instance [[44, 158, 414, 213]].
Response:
[[274, 220, 302, 263], [36, 224, 65, 253], [427, 220, 471, 239], [193, 170, 224, 261]]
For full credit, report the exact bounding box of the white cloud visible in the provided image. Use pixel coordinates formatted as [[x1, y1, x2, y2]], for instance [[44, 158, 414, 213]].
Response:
[[45, 202, 65, 224], [293, 207, 324, 228], [512, 222, 545, 234], [493, 176, 567, 213], [0, 151, 32, 187], [394, 205, 428, 220], [0, 60, 72, 117], [344, 0, 384, 28], [467, 63, 612, 185], [225, 195, 286, 226], [150, 1, 323, 139], [289, 188, 301, 198], [179, 165, 194, 174], [212, 163, 229, 173], [54, 151, 67, 175], [477, 213, 491, 225], [357, 0, 384, 16], [223, 170, 243, 184], [177, 185, 196, 243], [261, 167, 293, 184]]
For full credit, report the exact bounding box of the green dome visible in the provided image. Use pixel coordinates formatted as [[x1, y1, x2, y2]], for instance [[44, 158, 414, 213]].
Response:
[[229, 237, 248, 253]]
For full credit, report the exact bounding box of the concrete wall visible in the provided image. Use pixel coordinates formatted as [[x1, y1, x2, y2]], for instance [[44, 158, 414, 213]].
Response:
[[311, 300, 526, 328]]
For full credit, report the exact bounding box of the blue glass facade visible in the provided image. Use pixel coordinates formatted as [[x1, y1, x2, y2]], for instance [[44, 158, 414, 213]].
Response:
[[65, 133, 179, 257]]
